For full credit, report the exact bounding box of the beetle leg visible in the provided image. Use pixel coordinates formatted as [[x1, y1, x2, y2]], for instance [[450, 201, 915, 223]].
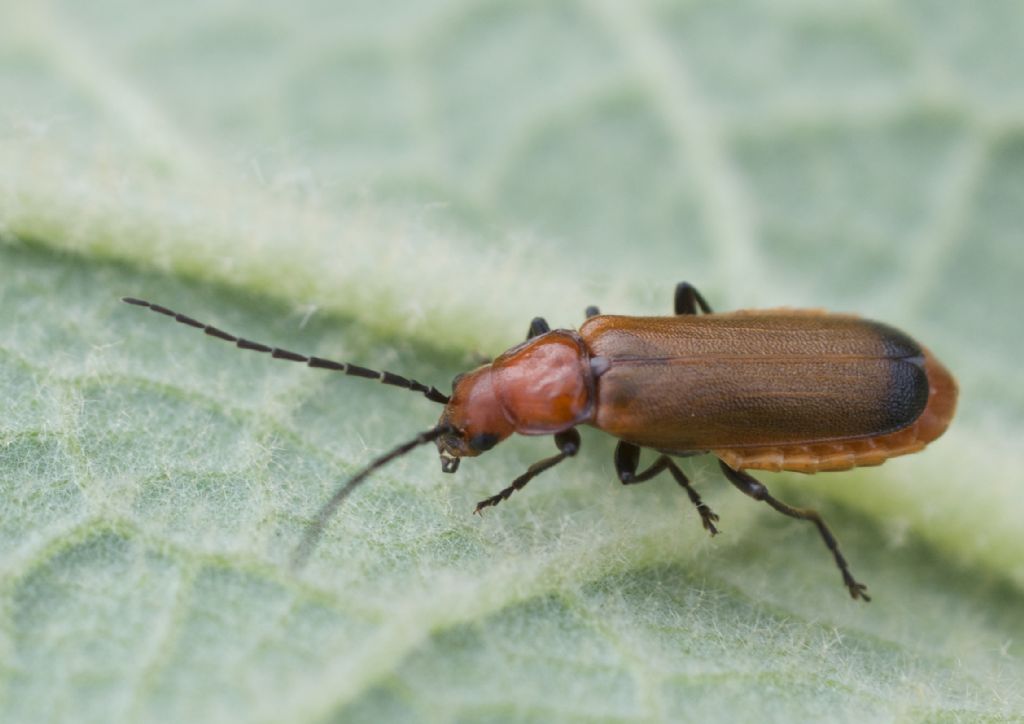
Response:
[[585, 305, 601, 318], [527, 317, 551, 340], [474, 429, 581, 513], [717, 461, 870, 602], [615, 442, 719, 535], [674, 282, 713, 315]]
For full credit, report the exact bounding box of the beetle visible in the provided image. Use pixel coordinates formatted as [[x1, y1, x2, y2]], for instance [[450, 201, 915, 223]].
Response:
[[122, 282, 957, 600]]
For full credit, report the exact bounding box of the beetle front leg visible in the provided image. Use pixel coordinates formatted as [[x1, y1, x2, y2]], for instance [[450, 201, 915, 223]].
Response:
[[615, 442, 719, 535], [674, 282, 713, 315], [718, 460, 870, 602], [474, 429, 581, 513]]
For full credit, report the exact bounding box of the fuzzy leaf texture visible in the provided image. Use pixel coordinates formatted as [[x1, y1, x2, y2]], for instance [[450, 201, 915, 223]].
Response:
[[1, 1, 1022, 722]]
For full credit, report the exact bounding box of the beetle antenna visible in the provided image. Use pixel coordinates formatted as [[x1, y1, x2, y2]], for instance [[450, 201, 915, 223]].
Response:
[[290, 424, 455, 569], [121, 297, 450, 404]]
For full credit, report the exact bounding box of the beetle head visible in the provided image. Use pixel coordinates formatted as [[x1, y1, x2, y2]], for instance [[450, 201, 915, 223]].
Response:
[[435, 366, 514, 473]]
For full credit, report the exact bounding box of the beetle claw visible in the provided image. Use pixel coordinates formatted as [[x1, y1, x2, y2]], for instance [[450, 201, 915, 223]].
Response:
[[474, 496, 499, 514], [697, 505, 720, 536], [843, 571, 871, 601], [847, 579, 871, 602]]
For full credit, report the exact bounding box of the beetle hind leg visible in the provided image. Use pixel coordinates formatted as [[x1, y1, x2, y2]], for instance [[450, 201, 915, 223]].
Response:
[[615, 442, 719, 535], [718, 460, 870, 602], [474, 430, 581, 513]]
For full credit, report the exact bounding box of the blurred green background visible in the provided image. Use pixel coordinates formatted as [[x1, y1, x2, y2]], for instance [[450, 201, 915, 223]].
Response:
[[1, 1, 1022, 722]]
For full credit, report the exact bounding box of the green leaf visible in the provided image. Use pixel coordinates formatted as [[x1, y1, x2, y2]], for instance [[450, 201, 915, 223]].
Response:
[[2, 1, 1023, 722]]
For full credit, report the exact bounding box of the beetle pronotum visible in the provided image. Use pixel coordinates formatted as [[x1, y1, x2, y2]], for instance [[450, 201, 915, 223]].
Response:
[[123, 282, 957, 600]]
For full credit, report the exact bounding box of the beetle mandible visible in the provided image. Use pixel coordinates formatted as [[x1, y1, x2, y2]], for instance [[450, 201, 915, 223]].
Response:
[[122, 282, 957, 600]]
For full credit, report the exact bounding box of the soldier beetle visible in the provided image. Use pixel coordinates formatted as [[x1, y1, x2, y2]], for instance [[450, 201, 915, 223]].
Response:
[[122, 282, 957, 600]]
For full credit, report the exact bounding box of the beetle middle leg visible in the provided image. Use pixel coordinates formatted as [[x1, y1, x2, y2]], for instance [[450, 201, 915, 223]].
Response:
[[674, 282, 713, 315], [717, 461, 870, 602], [615, 442, 719, 535], [474, 429, 581, 513]]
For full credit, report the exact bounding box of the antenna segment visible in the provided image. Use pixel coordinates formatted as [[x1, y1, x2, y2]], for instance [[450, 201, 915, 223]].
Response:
[[121, 297, 450, 404]]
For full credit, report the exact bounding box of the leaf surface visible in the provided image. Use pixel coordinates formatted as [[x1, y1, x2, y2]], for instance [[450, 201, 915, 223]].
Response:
[[1, 2, 1023, 722]]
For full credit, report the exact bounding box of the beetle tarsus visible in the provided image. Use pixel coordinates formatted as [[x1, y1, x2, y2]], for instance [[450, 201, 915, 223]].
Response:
[[845, 577, 871, 602], [527, 317, 551, 340], [474, 429, 581, 513], [718, 460, 870, 602], [674, 282, 713, 315], [692, 502, 720, 535], [614, 442, 719, 536]]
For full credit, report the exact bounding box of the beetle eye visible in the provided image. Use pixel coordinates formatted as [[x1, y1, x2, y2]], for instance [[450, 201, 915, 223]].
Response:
[[469, 433, 499, 452]]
